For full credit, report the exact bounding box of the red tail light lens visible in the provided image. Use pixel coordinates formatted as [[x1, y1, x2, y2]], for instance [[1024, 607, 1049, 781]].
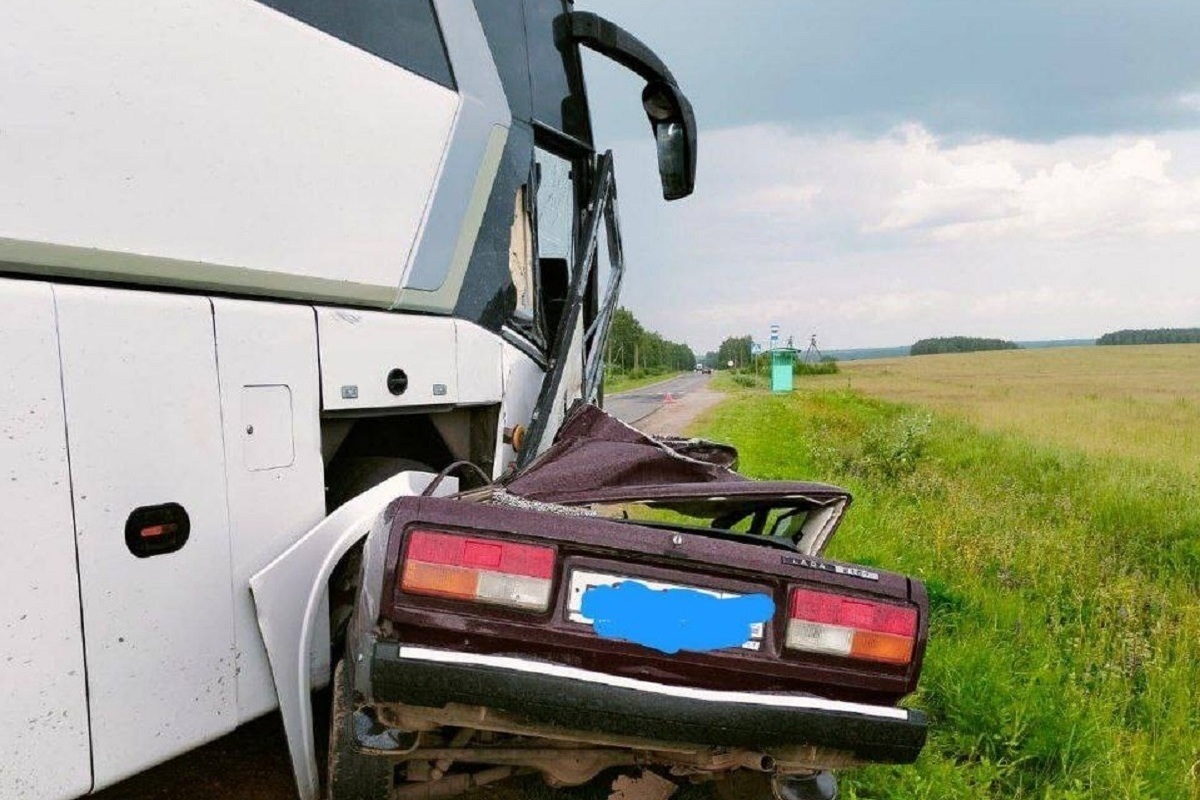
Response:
[[400, 530, 555, 611], [786, 588, 918, 665]]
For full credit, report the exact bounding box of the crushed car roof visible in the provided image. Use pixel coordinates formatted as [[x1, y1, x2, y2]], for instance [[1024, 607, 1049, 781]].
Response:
[[502, 403, 851, 515]]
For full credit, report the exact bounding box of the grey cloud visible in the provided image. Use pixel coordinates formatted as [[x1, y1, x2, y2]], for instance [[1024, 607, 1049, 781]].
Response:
[[582, 0, 1200, 142]]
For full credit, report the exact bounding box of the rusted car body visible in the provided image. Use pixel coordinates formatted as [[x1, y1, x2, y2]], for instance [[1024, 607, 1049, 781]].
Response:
[[335, 406, 929, 799]]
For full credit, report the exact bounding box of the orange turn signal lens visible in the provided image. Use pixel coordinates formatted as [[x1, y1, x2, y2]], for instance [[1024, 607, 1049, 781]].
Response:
[[849, 630, 915, 665], [401, 561, 478, 600]]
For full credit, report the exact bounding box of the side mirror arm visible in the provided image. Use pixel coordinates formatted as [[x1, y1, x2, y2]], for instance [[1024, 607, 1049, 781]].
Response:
[[559, 11, 697, 200], [561, 12, 677, 85]]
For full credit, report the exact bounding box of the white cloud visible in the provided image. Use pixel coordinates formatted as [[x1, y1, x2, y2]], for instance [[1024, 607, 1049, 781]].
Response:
[[1178, 92, 1200, 113], [877, 135, 1200, 240], [693, 123, 1200, 243], [607, 123, 1200, 350], [736, 183, 822, 215]]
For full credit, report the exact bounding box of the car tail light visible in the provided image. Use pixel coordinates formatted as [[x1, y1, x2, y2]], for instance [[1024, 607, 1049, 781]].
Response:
[[400, 529, 555, 611], [786, 588, 918, 665]]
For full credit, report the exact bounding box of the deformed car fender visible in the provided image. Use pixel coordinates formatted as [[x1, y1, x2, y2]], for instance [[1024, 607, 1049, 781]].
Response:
[[249, 471, 457, 800]]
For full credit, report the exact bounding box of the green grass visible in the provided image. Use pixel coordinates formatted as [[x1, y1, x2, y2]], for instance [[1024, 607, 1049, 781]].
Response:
[[604, 369, 688, 395], [689, 385, 1200, 800]]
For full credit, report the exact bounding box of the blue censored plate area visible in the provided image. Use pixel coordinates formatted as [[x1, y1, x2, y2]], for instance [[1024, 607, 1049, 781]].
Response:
[[574, 573, 775, 655]]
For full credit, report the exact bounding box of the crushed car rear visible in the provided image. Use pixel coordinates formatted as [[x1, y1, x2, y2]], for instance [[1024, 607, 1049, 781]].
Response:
[[330, 406, 930, 799]]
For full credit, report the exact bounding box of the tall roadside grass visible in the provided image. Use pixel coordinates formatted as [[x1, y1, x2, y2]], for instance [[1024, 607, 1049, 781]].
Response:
[[692, 387, 1200, 800]]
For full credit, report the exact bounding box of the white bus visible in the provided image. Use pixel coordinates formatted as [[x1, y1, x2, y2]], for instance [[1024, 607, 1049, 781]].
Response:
[[0, 2, 695, 797]]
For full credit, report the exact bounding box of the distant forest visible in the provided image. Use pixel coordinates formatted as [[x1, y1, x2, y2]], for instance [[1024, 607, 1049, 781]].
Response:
[[605, 307, 696, 373], [911, 336, 1020, 356], [1096, 328, 1200, 346]]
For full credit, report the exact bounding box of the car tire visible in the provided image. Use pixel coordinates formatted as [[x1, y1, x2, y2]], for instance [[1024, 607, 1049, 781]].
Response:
[[327, 660, 393, 800]]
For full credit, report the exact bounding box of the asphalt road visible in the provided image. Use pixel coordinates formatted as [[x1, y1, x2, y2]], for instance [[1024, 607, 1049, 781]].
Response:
[[604, 372, 712, 425]]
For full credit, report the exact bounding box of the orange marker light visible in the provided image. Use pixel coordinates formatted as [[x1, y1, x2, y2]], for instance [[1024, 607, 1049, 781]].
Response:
[[139, 523, 176, 539]]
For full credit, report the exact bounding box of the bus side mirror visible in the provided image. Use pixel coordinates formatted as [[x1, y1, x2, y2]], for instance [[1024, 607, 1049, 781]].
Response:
[[564, 12, 697, 200], [642, 82, 696, 201]]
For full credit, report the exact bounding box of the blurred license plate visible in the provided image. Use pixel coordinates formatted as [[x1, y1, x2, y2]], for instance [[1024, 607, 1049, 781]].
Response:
[[566, 569, 764, 650]]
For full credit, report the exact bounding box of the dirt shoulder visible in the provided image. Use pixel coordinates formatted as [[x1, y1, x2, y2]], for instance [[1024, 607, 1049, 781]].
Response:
[[631, 379, 727, 437]]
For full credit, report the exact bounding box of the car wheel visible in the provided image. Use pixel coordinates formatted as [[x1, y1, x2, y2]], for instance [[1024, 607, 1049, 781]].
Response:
[[327, 660, 393, 800]]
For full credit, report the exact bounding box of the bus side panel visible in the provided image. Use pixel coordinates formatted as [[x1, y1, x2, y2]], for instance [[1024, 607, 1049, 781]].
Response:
[[212, 298, 326, 723], [317, 308, 459, 411], [454, 321, 504, 405], [55, 286, 237, 789], [0, 279, 91, 800]]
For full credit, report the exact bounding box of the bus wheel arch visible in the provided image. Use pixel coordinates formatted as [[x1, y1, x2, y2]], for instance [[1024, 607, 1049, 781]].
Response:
[[250, 470, 448, 800]]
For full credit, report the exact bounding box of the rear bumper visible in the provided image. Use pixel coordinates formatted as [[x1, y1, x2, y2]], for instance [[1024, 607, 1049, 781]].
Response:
[[370, 644, 927, 764]]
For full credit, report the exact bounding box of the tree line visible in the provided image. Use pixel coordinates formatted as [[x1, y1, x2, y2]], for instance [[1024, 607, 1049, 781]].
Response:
[[704, 335, 753, 369], [911, 336, 1019, 356], [703, 334, 839, 375], [605, 307, 696, 375], [1096, 328, 1200, 346]]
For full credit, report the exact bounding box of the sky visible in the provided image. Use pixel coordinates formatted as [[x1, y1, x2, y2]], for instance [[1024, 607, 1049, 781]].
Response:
[[577, 0, 1200, 353]]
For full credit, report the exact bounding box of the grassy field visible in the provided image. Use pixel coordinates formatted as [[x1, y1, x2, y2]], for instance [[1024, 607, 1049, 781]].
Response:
[[812, 344, 1200, 477], [691, 345, 1200, 799]]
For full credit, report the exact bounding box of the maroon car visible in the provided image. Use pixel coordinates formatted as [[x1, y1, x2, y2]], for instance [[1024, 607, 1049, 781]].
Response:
[[331, 406, 929, 800]]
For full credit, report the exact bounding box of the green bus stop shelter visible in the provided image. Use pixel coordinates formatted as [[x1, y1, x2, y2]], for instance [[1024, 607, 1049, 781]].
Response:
[[768, 348, 799, 392]]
